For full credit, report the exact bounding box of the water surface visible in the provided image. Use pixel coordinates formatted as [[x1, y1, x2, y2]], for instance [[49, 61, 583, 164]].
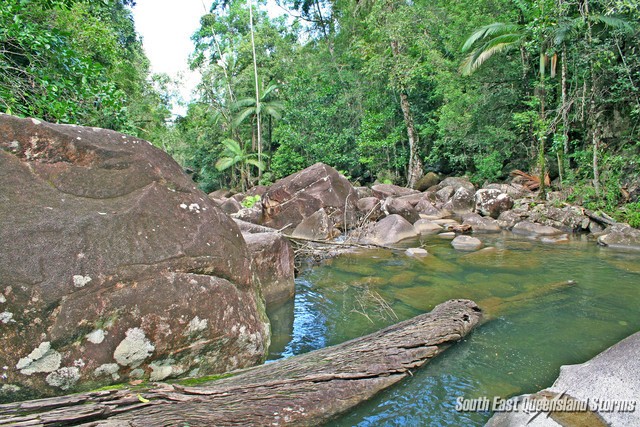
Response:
[[267, 232, 640, 426]]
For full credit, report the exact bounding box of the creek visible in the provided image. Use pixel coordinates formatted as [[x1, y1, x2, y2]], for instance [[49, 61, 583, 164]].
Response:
[[266, 232, 640, 426]]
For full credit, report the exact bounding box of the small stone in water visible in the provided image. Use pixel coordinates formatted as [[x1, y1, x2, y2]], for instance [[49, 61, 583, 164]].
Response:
[[406, 248, 428, 257]]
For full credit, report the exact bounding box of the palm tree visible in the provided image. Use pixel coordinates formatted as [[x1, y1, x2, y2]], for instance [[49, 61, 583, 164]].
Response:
[[215, 138, 266, 191], [233, 79, 284, 164], [247, 0, 263, 178]]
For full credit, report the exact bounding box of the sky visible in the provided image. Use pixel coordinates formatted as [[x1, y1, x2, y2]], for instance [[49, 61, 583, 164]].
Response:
[[131, 0, 212, 117], [131, 0, 285, 117]]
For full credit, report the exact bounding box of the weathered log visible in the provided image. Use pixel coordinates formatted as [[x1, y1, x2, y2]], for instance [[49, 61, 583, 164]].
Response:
[[583, 208, 617, 227], [0, 299, 482, 427]]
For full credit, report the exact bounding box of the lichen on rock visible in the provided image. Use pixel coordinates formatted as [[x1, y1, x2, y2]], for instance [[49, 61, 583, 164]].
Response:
[[94, 363, 120, 381], [16, 342, 62, 375], [45, 367, 80, 390], [113, 328, 155, 368]]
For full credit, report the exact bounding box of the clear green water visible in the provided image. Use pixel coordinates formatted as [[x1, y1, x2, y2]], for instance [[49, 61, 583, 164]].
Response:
[[267, 232, 640, 426]]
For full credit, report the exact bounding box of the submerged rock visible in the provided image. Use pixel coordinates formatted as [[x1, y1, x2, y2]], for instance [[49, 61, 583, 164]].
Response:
[[451, 235, 483, 251], [0, 115, 269, 399], [405, 247, 429, 257]]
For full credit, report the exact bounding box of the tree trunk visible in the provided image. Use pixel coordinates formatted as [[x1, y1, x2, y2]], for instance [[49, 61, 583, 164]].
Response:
[[248, 0, 262, 180], [398, 91, 423, 188], [402, 91, 424, 188], [537, 61, 547, 198], [0, 300, 482, 427], [561, 44, 569, 155], [592, 121, 601, 197], [390, 40, 423, 188]]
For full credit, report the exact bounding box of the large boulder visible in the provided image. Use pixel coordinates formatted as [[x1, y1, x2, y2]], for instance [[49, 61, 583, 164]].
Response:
[[358, 214, 418, 246], [527, 204, 591, 232], [443, 187, 475, 214], [262, 163, 358, 232], [356, 197, 384, 222], [0, 115, 269, 400], [474, 189, 514, 219], [291, 208, 339, 241], [371, 183, 420, 199], [220, 197, 243, 214], [413, 219, 443, 234], [436, 186, 455, 204], [512, 221, 563, 236], [382, 197, 420, 224], [497, 209, 529, 229], [461, 213, 501, 233], [483, 183, 528, 199], [243, 232, 295, 309], [597, 224, 640, 250], [414, 172, 440, 191], [434, 176, 475, 193], [487, 331, 640, 427]]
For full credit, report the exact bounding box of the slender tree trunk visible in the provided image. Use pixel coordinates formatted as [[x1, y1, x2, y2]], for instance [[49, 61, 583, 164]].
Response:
[[538, 56, 547, 198], [561, 46, 569, 155], [592, 122, 601, 196], [391, 40, 423, 188], [399, 91, 423, 188], [248, 0, 262, 180], [582, 0, 601, 198]]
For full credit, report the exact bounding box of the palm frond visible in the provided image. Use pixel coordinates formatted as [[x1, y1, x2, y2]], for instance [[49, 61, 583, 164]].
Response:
[[461, 34, 521, 75], [262, 83, 279, 99], [219, 138, 243, 157], [461, 22, 521, 52], [215, 157, 236, 171], [591, 14, 634, 32], [245, 158, 266, 171], [233, 107, 256, 127], [232, 97, 256, 109], [263, 104, 283, 121]]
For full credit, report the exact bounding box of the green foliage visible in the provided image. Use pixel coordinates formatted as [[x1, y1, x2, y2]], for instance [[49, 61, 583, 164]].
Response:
[[473, 151, 505, 184], [241, 194, 261, 208], [621, 202, 640, 228], [0, 0, 170, 137]]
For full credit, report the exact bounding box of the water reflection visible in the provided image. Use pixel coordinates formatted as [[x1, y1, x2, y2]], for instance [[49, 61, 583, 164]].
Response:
[[266, 233, 640, 425]]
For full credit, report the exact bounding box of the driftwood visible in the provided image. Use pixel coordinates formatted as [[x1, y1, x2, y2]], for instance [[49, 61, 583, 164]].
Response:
[[583, 208, 617, 227], [510, 169, 550, 191], [0, 299, 482, 427]]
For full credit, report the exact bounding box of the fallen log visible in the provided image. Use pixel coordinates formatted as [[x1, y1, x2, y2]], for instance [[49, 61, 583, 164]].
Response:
[[0, 299, 482, 427], [583, 208, 617, 227]]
